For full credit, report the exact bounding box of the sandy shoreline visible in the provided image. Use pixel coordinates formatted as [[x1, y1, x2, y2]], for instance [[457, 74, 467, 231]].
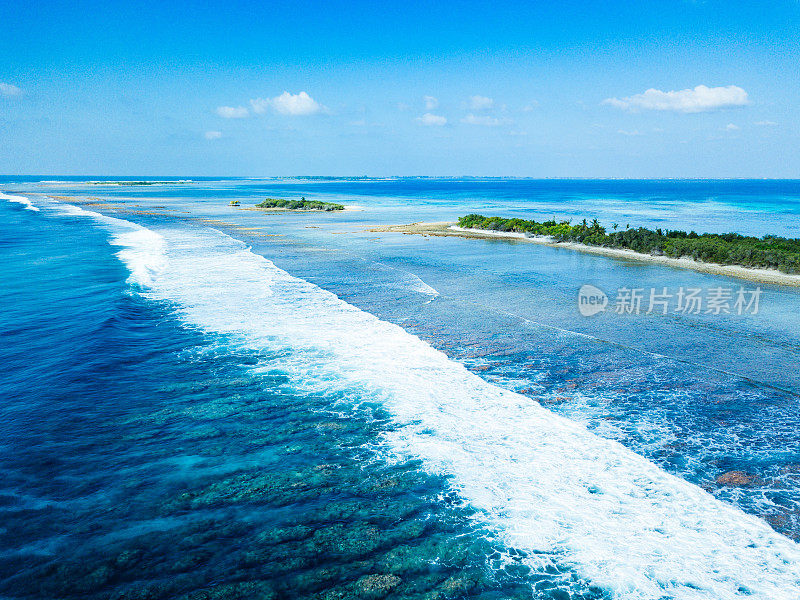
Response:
[[370, 222, 800, 287], [17, 191, 800, 287], [23, 193, 357, 215]]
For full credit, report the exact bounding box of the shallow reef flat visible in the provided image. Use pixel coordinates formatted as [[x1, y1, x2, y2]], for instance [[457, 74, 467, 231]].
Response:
[[372, 222, 800, 287]]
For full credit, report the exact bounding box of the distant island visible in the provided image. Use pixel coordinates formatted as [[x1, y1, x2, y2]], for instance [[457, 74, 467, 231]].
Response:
[[87, 180, 193, 186], [458, 214, 800, 274], [254, 197, 345, 211]]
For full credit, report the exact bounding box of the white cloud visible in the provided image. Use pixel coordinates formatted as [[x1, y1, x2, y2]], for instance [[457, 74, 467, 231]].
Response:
[[248, 98, 270, 114], [461, 114, 511, 126], [754, 120, 778, 126], [0, 82, 22, 97], [274, 91, 321, 115], [204, 130, 222, 140], [469, 95, 494, 110], [521, 102, 539, 112], [603, 85, 749, 113], [215, 105, 249, 119], [618, 129, 643, 136], [416, 113, 447, 126], [251, 91, 322, 116], [725, 123, 740, 131], [423, 95, 439, 110]]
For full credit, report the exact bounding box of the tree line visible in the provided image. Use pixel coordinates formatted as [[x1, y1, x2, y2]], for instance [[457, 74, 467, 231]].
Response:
[[255, 197, 344, 211], [457, 214, 800, 273]]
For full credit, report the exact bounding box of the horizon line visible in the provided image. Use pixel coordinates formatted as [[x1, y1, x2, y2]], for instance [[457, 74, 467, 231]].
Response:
[[2, 175, 800, 181]]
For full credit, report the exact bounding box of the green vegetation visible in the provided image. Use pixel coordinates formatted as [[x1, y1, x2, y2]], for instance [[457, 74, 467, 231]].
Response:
[[255, 197, 344, 211], [457, 213, 800, 273]]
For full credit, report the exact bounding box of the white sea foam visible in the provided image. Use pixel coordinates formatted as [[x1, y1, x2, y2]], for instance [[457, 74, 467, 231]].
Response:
[[403, 272, 439, 297], [1, 191, 40, 211], [374, 262, 439, 297], [393, 271, 438, 297], [46, 208, 800, 598], [49, 201, 166, 286]]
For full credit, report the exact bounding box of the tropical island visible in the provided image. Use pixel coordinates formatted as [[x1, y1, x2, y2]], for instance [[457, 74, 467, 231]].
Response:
[[457, 214, 800, 274], [370, 216, 800, 287], [254, 197, 345, 211]]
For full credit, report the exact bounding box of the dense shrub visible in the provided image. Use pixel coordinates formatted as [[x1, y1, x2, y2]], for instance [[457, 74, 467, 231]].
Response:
[[255, 198, 344, 211], [457, 214, 800, 273]]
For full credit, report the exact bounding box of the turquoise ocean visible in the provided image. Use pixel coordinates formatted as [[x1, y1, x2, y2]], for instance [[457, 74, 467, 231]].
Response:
[[2, 177, 800, 599]]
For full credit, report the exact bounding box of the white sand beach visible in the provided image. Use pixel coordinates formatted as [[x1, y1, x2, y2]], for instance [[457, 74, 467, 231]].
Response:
[[370, 222, 800, 287]]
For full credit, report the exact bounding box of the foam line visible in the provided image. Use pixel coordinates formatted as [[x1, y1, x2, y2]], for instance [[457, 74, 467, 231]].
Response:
[[49, 201, 166, 286], [49, 206, 800, 599], [1, 191, 40, 211]]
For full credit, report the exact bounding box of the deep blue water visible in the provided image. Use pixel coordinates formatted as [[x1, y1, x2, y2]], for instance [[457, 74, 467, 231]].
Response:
[[2, 179, 800, 599], [0, 196, 581, 600]]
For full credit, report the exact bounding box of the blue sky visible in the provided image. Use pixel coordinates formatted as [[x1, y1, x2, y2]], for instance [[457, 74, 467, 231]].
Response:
[[1, 0, 798, 176]]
